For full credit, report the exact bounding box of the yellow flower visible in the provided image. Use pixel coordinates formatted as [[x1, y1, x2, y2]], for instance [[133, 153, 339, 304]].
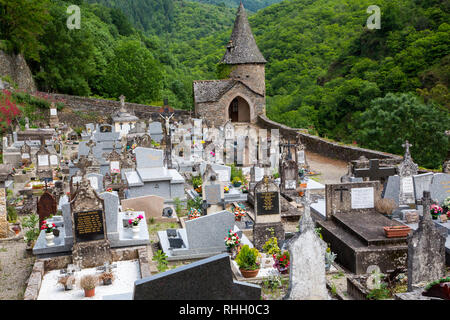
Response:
[[201, 140, 205, 144]]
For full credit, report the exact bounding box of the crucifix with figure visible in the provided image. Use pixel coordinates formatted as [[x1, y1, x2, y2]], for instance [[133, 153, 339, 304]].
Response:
[[159, 104, 174, 169]]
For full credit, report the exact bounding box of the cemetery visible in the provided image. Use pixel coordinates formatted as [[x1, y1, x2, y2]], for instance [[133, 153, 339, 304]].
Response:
[[0, 1, 449, 304]]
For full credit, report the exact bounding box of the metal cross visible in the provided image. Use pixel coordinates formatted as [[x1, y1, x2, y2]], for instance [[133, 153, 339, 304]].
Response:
[[335, 185, 349, 202], [354, 159, 396, 181]]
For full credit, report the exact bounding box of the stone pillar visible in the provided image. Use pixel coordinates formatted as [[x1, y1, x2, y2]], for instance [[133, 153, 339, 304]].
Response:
[[0, 188, 7, 238]]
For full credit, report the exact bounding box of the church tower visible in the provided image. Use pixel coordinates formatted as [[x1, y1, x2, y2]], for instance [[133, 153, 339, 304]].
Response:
[[193, 2, 267, 126]]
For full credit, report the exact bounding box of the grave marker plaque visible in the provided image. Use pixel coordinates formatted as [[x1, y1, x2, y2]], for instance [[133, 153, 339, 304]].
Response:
[[38, 155, 49, 167], [351, 187, 374, 209], [256, 191, 280, 215], [205, 184, 221, 205], [74, 209, 105, 242]]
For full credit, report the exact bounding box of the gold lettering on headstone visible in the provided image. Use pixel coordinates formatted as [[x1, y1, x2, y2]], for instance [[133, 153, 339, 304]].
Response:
[[75, 211, 103, 235], [261, 192, 275, 211]]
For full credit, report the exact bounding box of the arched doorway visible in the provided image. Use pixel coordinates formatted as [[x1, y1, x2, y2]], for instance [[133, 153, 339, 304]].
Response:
[[228, 96, 250, 122]]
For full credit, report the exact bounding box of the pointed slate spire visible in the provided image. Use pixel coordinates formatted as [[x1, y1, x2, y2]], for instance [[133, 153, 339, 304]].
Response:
[[220, 2, 267, 65]]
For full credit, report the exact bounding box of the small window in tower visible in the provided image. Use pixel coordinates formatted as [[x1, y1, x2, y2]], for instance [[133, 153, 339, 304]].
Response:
[[246, 75, 250, 78]]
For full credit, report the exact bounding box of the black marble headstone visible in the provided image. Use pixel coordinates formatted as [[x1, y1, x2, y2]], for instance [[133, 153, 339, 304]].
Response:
[[133, 253, 261, 300], [168, 238, 184, 249], [73, 209, 105, 242]]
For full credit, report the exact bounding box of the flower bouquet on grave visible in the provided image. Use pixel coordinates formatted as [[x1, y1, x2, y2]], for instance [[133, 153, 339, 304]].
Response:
[[240, 184, 249, 194], [430, 204, 443, 220], [187, 208, 201, 220], [273, 250, 290, 274], [129, 215, 144, 239], [233, 207, 246, 221], [98, 272, 115, 286], [224, 186, 230, 194], [106, 188, 113, 192], [443, 196, 450, 216], [41, 220, 56, 246], [232, 177, 242, 188], [225, 229, 241, 258]]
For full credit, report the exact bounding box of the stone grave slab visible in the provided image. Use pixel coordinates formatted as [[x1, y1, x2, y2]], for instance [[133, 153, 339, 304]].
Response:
[[133, 253, 261, 300]]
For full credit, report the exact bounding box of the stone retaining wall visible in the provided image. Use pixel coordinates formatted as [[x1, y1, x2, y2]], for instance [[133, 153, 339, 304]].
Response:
[[23, 245, 150, 300], [0, 50, 36, 92], [47, 93, 191, 128], [257, 115, 403, 163]]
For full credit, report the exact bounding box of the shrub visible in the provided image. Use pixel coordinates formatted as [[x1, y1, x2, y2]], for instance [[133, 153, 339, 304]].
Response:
[[375, 198, 397, 215], [235, 245, 260, 271], [262, 237, 280, 256], [152, 250, 168, 272], [6, 206, 17, 223]]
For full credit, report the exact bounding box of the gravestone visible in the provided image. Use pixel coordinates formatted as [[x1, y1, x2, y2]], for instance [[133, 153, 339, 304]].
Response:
[[407, 191, 446, 291], [253, 175, 284, 250], [148, 122, 163, 143], [133, 253, 260, 300], [86, 173, 104, 192], [430, 173, 450, 205], [398, 141, 418, 206], [317, 181, 409, 274], [135, 147, 163, 168], [35, 142, 53, 181], [280, 159, 298, 194], [37, 189, 57, 226], [285, 190, 328, 300], [20, 141, 31, 166], [121, 195, 168, 222], [0, 165, 12, 238], [70, 177, 112, 268], [202, 164, 225, 215]]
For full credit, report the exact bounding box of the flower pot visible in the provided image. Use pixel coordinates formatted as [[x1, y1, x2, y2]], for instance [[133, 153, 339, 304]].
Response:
[[132, 225, 140, 239], [383, 226, 411, 238], [239, 268, 260, 278], [45, 232, 55, 246], [235, 216, 242, 222], [84, 288, 95, 297], [233, 182, 242, 188], [103, 278, 112, 286], [276, 266, 289, 274]]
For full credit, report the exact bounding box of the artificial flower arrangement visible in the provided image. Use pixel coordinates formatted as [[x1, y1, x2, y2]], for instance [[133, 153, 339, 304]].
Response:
[[194, 185, 202, 194], [240, 184, 249, 193], [273, 250, 290, 274], [131, 143, 137, 150], [224, 186, 230, 193], [41, 220, 56, 233], [430, 204, 443, 219], [443, 196, 450, 215], [187, 208, 201, 220], [128, 214, 144, 226], [233, 206, 246, 221], [224, 229, 241, 249], [106, 188, 113, 192]]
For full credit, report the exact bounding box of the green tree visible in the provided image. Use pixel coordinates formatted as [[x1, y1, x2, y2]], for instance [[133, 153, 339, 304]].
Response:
[[0, 0, 51, 61], [356, 92, 449, 169], [103, 39, 162, 103]]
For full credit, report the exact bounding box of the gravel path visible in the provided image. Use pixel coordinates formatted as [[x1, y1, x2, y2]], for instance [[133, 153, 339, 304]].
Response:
[[306, 151, 348, 184], [0, 239, 35, 300]]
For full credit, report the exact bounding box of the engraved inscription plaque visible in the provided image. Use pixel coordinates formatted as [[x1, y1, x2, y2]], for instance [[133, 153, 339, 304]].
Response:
[[74, 210, 105, 242], [256, 191, 280, 215]]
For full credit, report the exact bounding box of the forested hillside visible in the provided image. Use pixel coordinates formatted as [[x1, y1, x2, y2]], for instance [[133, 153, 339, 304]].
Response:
[[191, 0, 281, 12], [0, 0, 448, 169]]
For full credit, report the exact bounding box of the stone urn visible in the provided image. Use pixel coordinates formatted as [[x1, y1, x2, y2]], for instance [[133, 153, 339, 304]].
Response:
[[45, 232, 55, 246]]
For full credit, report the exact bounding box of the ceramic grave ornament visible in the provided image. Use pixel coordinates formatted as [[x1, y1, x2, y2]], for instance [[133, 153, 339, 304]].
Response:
[[398, 141, 418, 207]]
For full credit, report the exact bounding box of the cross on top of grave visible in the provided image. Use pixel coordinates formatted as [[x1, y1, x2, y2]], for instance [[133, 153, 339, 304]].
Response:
[[398, 140, 418, 177], [354, 159, 396, 181], [96, 261, 117, 273], [280, 138, 297, 161]]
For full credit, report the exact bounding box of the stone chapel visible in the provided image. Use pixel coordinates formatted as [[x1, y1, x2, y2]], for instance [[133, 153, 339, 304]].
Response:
[[193, 2, 267, 127]]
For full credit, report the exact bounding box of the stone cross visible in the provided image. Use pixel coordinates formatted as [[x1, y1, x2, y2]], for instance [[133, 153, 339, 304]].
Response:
[[402, 140, 412, 159], [280, 138, 297, 161], [96, 261, 117, 273], [119, 95, 126, 112], [75, 157, 92, 177], [354, 159, 396, 181]]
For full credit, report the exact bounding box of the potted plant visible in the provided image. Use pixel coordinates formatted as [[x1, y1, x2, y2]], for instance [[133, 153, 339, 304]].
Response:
[[128, 215, 144, 239], [235, 245, 261, 278], [240, 184, 249, 194], [224, 186, 230, 194], [430, 204, 443, 220], [224, 229, 241, 258], [58, 275, 75, 291], [80, 274, 97, 297], [233, 207, 245, 221], [375, 198, 397, 219], [98, 272, 114, 286], [232, 177, 242, 188], [443, 196, 450, 215], [273, 250, 290, 274], [41, 220, 56, 246]]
